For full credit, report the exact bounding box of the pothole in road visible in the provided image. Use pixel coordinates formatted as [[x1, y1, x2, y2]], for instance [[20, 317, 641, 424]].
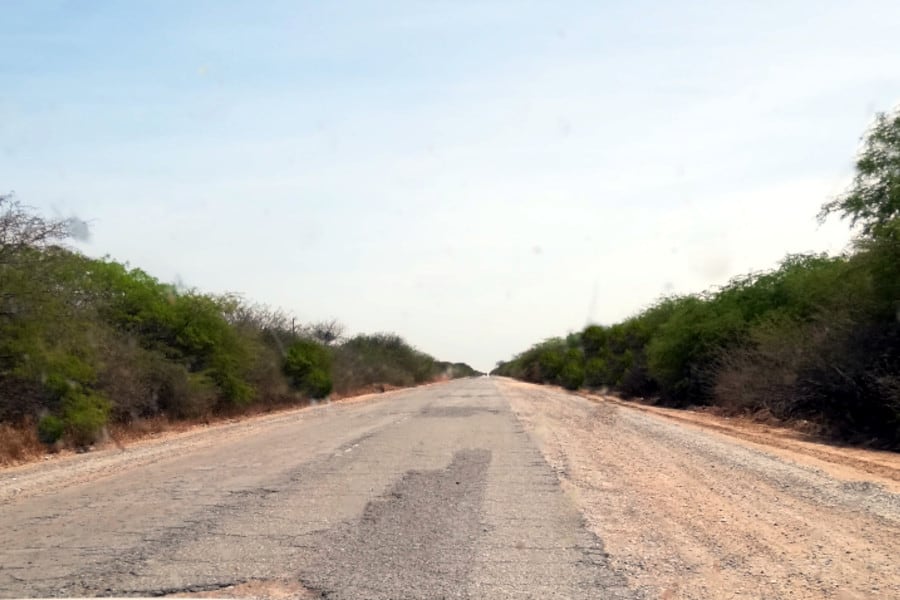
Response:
[[419, 405, 500, 418], [163, 578, 319, 598], [296, 448, 492, 599]]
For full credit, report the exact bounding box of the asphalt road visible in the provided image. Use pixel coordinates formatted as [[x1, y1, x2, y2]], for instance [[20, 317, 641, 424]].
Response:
[[0, 378, 631, 599], [2, 377, 898, 599]]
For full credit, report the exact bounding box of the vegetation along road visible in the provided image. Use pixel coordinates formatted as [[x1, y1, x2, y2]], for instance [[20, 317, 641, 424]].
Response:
[[2, 377, 898, 599]]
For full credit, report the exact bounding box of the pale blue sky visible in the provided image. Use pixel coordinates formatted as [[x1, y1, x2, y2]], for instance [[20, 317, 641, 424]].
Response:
[[2, 1, 899, 371]]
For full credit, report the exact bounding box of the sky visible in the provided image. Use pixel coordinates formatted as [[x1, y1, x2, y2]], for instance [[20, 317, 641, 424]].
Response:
[[2, 1, 900, 372]]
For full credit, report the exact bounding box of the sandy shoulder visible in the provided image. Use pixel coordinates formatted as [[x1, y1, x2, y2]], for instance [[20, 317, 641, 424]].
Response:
[[501, 379, 900, 600]]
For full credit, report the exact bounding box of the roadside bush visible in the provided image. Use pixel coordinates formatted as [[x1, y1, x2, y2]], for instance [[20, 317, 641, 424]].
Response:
[[493, 338, 586, 390], [62, 390, 110, 447], [333, 334, 409, 391], [646, 296, 745, 405], [0, 193, 480, 452], [171, 373, 218, 419], [37, 415, 65, 445], [284, 339, 333, 398], [501, 245, 900, 444], [581, 325, 608, 359], [559, 358, 584, 390], [95, 334, 171, 422], [717, 315, 900, 447], [435, 361, 482, 378], [208, 362, 255, 408], [795, 321, 900, 446], [244, 345, 292, 405], [303, 368, 333, 399], [329, 333, 464, 393], [583, 357, 607, 388]]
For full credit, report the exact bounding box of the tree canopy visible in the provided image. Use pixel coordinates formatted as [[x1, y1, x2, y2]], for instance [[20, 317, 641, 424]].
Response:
[[820, 108, 900, 239]]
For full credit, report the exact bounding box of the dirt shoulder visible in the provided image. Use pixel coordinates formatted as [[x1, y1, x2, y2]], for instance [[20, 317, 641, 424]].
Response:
[[581, 390, 900, 492], [501, 378, 900, 600]]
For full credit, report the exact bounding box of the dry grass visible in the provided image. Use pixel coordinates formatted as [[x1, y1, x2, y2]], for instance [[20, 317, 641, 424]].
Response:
[[0, 422, 45, 467], [107, 416, 175, 447]]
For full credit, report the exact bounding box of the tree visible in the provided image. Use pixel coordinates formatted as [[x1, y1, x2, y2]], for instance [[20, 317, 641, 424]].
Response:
[[819, 108, 900, 239], [0, 193, 72, 265], [306, 319, 345, 345]]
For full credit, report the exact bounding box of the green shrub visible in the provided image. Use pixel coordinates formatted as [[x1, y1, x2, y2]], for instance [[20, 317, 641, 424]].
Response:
[[583, 358, 607, 388], [284, 339, 333, 398], [37, 415, 65, 445], [62, 390, 110, 447], [581, 325, 608, 359], [303, 368, 333, 398], [209, 365, 254, 407], [0, 196, 469, 437], [559, 359, 584, 390]]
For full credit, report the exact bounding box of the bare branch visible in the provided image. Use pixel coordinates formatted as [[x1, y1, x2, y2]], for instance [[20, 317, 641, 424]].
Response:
[[0, 193, 72, 264], [305, 319, 345, 345]]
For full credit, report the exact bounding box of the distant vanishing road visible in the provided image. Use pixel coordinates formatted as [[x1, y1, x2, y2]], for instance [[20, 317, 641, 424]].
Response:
[[2, 378, 899, 599]]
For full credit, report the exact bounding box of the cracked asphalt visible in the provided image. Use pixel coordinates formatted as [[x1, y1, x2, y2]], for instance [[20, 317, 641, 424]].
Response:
[[5, 377, 896, 599], [0, 378, 631, 599]]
